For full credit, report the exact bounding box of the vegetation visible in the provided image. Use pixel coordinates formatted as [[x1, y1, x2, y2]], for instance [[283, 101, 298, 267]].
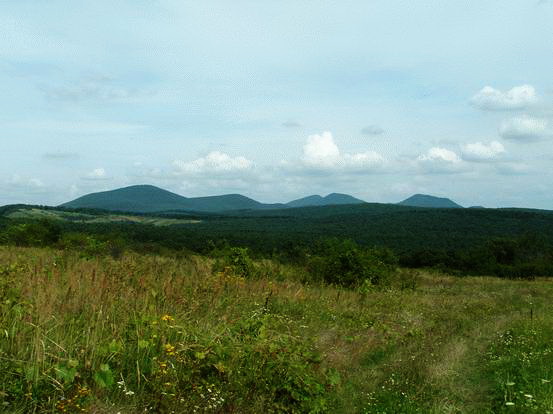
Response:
[[2, 203, 553, 279], [1, 246, 553, 412], [2, 201, 553, 411]]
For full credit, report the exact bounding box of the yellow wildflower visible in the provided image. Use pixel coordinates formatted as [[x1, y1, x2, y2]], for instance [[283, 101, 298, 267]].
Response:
[[164, 343, 176, 355]]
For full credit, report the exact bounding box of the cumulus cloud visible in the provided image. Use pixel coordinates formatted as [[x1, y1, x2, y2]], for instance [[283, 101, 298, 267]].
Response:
[[416, 147, 465, 174], [361, 125, 384, 136], [418, 147, 461, 163], [470, 85, 537, 111], [499, 116, 550, 141], [302, 132, 340, 167], [173, 151, 253, 176], [298, 131, 386, 172], [82, 168, 111, 181], [461, 141, 506, 161]]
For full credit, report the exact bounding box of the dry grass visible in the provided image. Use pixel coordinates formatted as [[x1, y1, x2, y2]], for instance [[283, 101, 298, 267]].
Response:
[[2, 246, 553, 412]]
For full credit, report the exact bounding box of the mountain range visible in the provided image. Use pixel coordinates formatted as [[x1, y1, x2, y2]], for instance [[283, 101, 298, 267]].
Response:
[[60, 185, 462, 213], [60, 185, 366, 213]]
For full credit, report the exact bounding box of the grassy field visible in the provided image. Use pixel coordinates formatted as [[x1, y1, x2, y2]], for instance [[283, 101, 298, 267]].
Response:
[[6, 208, 199, 226], [1, 246, 553, 413]]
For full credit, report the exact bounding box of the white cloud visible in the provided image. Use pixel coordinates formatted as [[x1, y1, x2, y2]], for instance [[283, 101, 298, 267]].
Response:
[[416, 147, 465, 174], [461, 141, 505, 161], [82, 168, 111, 181], [499, 116, 550, 141], [470, 85, 537, 111], [299, 131, 386, 172], [173, 151, 253, 176], [302, 132, 341, 167], [418, 147, 461, 163]]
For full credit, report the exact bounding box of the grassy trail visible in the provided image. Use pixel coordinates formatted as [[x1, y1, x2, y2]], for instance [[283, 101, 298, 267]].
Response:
[[1, 247, 553, 413]]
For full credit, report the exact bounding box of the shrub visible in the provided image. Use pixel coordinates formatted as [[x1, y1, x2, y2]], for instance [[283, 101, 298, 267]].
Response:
[[213, 246, 256, 278], [308, 239, 396, 288], [0, 220, 61, 247], [57, 232, 126, 259]]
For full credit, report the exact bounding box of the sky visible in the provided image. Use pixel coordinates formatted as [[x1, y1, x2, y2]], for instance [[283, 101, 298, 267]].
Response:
[[1, 0, 553, 208]]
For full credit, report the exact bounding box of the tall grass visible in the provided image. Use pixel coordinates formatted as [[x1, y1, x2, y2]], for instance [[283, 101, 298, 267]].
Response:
[[1, 246, 553, 413]]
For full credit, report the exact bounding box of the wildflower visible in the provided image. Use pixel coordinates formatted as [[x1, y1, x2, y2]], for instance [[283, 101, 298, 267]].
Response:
[[164, 343, 176, 355], [161, 314, 174, 322]]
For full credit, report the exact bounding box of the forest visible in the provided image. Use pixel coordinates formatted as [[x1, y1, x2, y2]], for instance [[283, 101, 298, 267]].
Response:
[[1, 203, 553, 280]]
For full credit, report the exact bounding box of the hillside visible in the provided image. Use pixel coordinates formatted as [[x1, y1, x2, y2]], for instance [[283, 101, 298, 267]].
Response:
[[398, 193, 463, 208]]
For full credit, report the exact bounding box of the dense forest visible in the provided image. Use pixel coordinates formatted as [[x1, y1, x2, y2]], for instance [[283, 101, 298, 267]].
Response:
[[1, 203, 553, 279]]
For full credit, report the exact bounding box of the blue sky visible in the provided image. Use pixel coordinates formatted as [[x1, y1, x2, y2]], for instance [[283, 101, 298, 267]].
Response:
[[1, 0, 553, 208]]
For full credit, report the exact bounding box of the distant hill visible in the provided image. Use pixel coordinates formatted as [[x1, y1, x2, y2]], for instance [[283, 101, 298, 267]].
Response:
[[61, 185, 285, 213], [398, 194, 463, 209], [61, 185, 190, 213], [61, 185, 366, 213], [286, 193, 365, 208]]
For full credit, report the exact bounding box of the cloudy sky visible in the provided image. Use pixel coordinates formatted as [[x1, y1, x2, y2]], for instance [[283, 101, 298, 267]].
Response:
[[2, 1, 553, 208]]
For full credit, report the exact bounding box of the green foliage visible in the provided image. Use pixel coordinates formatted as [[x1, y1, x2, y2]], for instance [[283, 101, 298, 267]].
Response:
[[93, 363, 115, 389], [308, 239, 396, 287], [486, 322, 553, 412], [0, 219, 61, 247], [136, 310, 332, 413], [57, 232, 125, 259], [4, 246, 553, 412], [213, 246, 255, 278], [3, 201, 553, 281], [400, 234, 553, 279]]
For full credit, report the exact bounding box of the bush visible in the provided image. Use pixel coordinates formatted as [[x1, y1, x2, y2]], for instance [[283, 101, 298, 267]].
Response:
[[213, 246, 256, 278], [0, 220, 61, 247], [57, 233, 126, 259], [308, 239, 396, 288]]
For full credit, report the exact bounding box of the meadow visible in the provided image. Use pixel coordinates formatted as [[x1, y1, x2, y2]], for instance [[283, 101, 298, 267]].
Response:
[[1, 246, 553, 413]]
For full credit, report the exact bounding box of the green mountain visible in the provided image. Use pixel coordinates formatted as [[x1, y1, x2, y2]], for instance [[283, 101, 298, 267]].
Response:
[[60, 185, 285, 213], [398, 194, 463, 209], [61, 185, 366, 213], [286, 193, 365, 208], [61, 185, 189, 213]]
